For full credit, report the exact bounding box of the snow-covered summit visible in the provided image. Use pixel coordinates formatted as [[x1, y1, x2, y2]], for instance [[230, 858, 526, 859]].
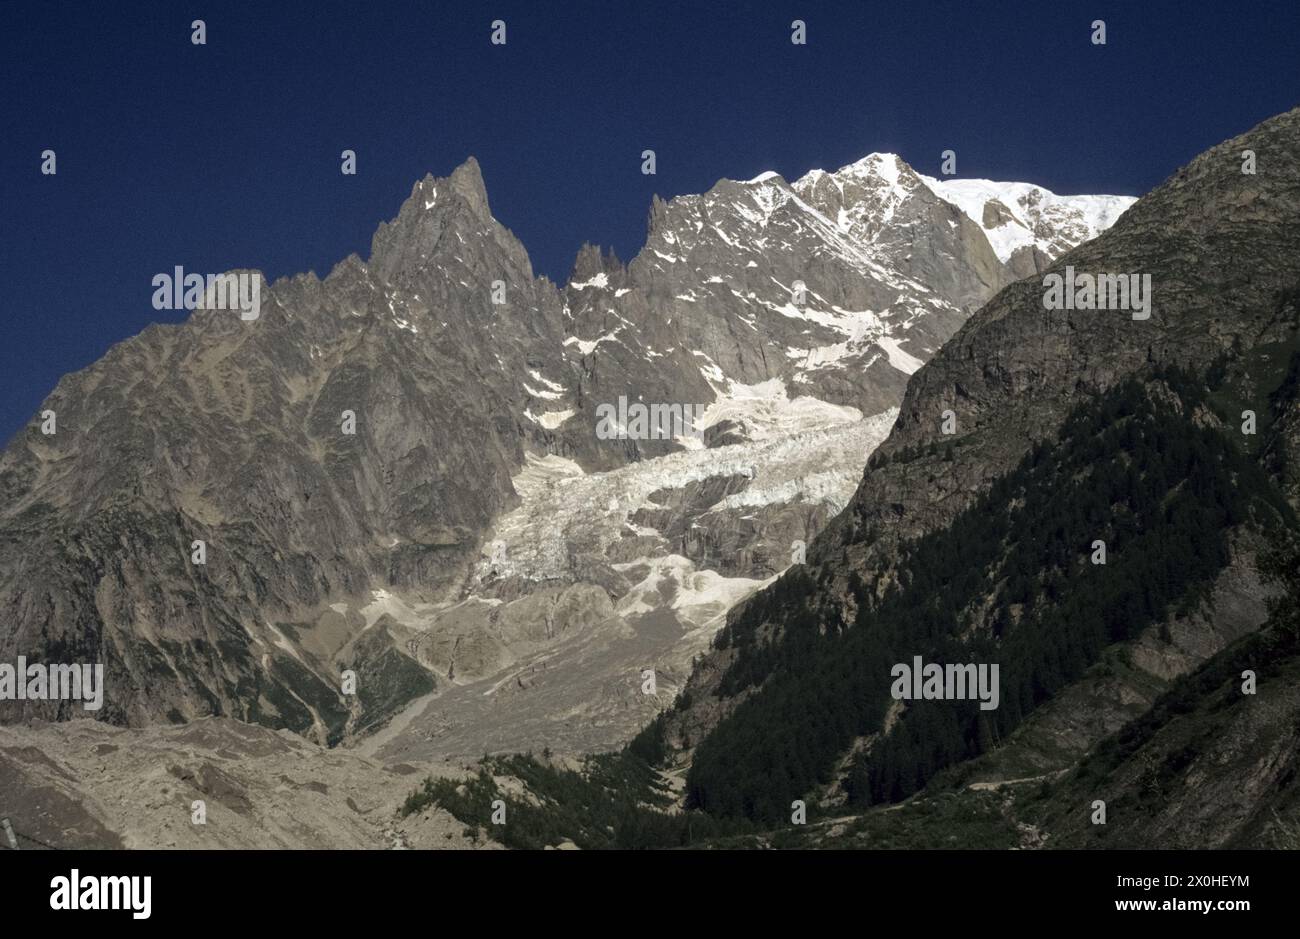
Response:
[[917, 173, 1135, 263]]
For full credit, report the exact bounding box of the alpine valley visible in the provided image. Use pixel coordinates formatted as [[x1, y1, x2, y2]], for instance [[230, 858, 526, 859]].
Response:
[[10, 108, 1297, 851]]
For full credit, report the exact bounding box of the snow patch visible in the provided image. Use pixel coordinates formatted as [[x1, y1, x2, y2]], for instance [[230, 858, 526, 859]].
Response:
[[564, 332, 620, 355], [528, 370, 566, 393], [570, 272, 609, 290], [523, 382, 563, 401], [876, 336, 925, 374], [524, 408, 575, 429]]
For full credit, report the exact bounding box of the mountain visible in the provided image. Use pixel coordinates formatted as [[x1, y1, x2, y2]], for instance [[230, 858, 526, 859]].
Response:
[[0, 147, 1131, 764], [643, 105, 1300, 843], [0, 158, 568, 739]]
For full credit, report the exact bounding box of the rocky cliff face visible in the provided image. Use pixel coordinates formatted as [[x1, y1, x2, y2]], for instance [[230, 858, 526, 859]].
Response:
[[0, 146, 1132, 754]]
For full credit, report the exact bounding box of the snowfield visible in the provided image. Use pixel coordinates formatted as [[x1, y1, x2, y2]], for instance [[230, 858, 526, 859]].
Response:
[[917, 173, 1136, 262]]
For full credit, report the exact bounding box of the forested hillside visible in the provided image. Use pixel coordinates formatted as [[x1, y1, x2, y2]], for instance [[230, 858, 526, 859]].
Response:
[[679, 368, 1294, 821]]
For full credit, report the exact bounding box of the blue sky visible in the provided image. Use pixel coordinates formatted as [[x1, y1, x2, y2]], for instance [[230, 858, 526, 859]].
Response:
[[2, 0, 1297, 444]]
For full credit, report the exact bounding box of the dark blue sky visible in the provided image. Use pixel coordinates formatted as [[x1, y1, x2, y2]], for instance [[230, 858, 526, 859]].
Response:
[[2, 0, 1297, 445]]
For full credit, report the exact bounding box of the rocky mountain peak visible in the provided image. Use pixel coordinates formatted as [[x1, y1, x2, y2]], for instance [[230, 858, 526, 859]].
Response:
[[646, 193, 671, 236], [568, 242, 624, 284], [793, 152, 930, 246], [447, 156, 491, 215], [367, 158, 507, 284]]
